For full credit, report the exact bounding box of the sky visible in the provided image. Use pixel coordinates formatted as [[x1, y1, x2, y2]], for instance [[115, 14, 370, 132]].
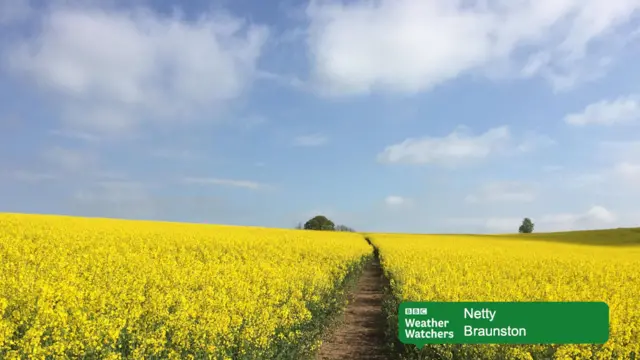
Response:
[[1, 0, 640, 233]]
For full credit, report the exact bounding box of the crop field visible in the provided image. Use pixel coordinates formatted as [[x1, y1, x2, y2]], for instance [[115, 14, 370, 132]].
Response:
[[2, 212, 640, 360], [369, 233, 640, 359], [0, 213, 371, 359]]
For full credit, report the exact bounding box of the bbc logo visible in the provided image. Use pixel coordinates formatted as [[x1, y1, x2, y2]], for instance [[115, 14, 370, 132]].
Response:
[[405, 307, 428, 315]]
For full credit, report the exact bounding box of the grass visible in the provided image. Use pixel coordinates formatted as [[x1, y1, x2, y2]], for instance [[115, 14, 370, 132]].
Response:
[[498, 227, 640, 246], [364, 227, 640, 247]]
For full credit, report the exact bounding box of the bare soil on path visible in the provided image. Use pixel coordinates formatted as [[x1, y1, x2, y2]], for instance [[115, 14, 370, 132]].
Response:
[[316, 257, 390, 360]]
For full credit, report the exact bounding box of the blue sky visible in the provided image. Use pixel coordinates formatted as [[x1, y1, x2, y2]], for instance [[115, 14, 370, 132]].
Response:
[[1, 0, 640, 233]]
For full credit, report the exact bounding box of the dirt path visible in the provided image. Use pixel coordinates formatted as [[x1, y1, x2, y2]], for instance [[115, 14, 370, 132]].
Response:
[[316, 257, 389, 360]]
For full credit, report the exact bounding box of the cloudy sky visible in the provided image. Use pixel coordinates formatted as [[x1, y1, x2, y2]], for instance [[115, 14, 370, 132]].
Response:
[[1, 0, 639, 233]]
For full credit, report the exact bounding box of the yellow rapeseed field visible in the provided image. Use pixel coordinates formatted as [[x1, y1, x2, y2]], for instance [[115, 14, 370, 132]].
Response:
[[0, 213, 371, 359], [369, 233, 640, 360]]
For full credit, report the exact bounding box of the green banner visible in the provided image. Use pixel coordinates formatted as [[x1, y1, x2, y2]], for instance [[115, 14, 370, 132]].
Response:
[[399, 302, 609, 345]]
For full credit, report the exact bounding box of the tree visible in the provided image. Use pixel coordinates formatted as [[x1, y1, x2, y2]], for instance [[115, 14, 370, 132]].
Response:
[[335, 224, 355, 232], [519, 218, 534, 233], [294, 222, 303, 230], [303, 215, 335, 231]]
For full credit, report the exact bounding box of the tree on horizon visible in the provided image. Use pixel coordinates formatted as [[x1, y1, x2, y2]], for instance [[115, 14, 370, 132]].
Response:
[[302, 215, 336, 231], [519, 218, 534, 233], [335, 224, 355, 232]]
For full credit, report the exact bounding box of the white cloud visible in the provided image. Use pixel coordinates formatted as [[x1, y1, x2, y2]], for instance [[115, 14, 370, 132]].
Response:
[[450, 205, 619, 233], [378, 125, 554, 166], [612, 162, 640, 183], [377, 126, 510, 166], [385, 195, 410, 207], [588, 142, 640, 187], [564, 163, 640, 192], [443, 216, 522, 233], [7, 5, 268, 134], [466, 182, 536, 203], [306, 0, 640, 95], [292, 133, 328, 147], [182, 177, 266, 190], [485, 217, 524, 232], [564, 95, 640, 126], [538, 206, 618, 231]]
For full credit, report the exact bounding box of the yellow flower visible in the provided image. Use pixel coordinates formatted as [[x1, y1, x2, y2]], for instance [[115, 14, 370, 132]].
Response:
[[0, 213, 370, 358], [369, 233, 640, 359]]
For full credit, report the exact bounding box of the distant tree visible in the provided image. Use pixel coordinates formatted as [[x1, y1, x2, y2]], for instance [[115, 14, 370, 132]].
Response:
[[294, 222, 303, 230], [519, 218, 534, 233], [304, 215, 335, 231], [335, 224, 355, 232]]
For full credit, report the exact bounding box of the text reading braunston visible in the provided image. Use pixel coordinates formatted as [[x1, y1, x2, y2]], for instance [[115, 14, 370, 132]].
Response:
[[463, 307, 527, 337], [404, 307, 527, 339]]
